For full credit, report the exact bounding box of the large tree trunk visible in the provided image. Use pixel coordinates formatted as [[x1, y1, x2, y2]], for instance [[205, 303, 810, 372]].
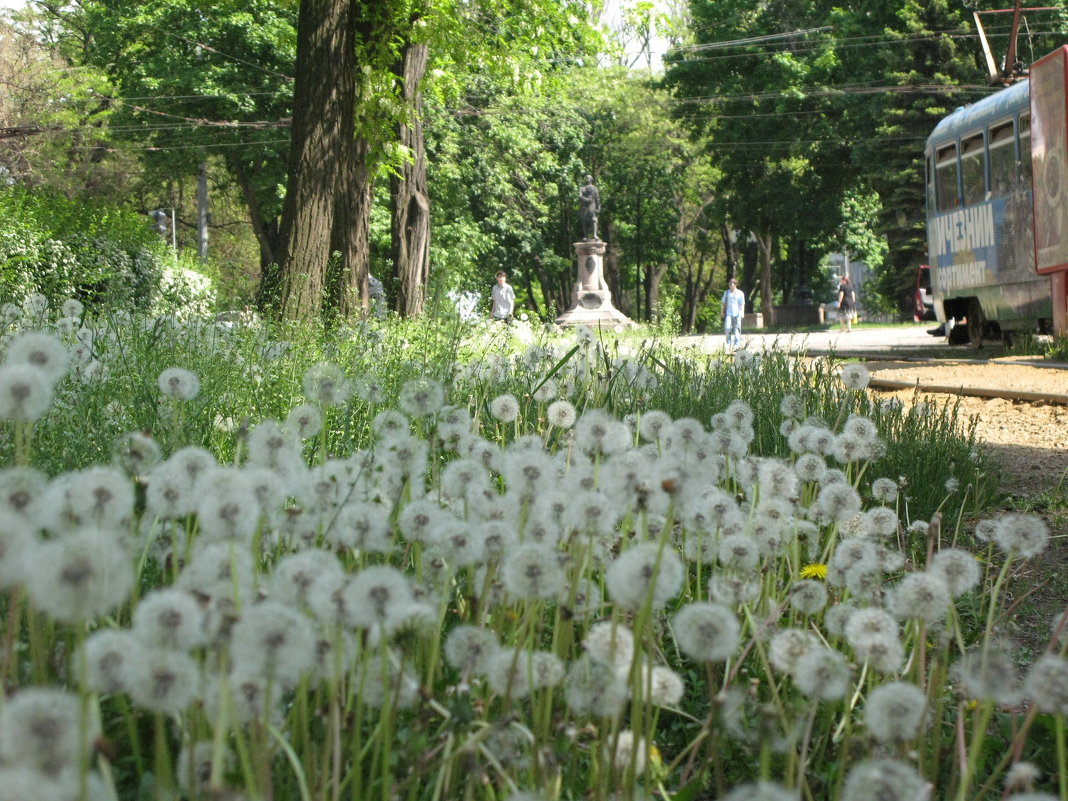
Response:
[[391, 40, 430, 317], [331, 136, 371, 317], [276, 0, 355, 322]]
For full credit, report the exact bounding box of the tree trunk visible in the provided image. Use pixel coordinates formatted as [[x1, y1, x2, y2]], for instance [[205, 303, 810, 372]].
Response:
[[330, 136, 371, 317], [391, 40, 430, 317], [229, 156, 283, 310], [276, 0, 355, 322], [754, 229, 775, 327]]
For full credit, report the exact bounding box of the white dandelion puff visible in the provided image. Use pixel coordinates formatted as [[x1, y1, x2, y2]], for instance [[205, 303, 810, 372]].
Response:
[[5, 331, 69, 384], [286, 403, 323, 439], [132, 587, 209, 651], [24, 526, 133, 622], [0, 688, 89, 774], [0, 364, 53, 421], [398, 377, 445, 417], [672, 602, 740, 662], [157, 367, 200, 400], [502, 543, 566, 600], [605, 542, 685, 611], [840, 759, 929, 801], [993, 512, 1049, 559], [793, 647, 852, 701], [230, 601, 317, 688], [489, 393, 521, 423], [864, 681, 928, 742], [839, 363, 871, 390], [303, 362, 351, 406], [125, 647, 200, 714]]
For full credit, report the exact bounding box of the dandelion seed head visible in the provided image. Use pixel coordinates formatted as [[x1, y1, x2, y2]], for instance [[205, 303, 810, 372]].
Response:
[[606, 542, 684, 611], [1004, 762, 1043, 792], [398, 377, 445, 417], [546, 399, 577, 429], [672, 602, 740, 662], [25, 526, 133, 622], [642, 663, 685, 706], [840, 758, 928, 801], [953, 642, 1023, 705], [793, 647, 851, 701], [489, 393, 520, 423], [343, 565, 415, 631], [565, 654, 629, 717], [839, 363, 871, 390], [708, 574, 760, 606], [285, 402, 323, 439], [864, 505, 899, 538], [1025, 654, 1068, 715], [994, 512, 1049, 558], [816, 482, 862, 522], [502, 543, 566, 600], [133, 587, 209, 651], [890, 570, 951, 624], [639, 409, 673, 442], [5, 331, 69, 384], [768, 628, 820, 675], [303, 361, 351, 406], [445, 625, 499, 675], [230, 601, 317, 687], [930, 548, 980, 597], [126, 647, 200, 714], [157, 366, 200, 400], [789, 579, 828, 615], [0, 363, 53, 421], [583, 621, 634, 670], [864, 681, 928, 742], [718, 533, 761, 572], [0, 688, 88, 774], [793, 452, 827, 483], [780, 394, 804, 419]]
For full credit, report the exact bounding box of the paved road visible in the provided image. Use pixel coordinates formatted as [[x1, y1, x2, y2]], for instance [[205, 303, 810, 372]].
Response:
[[677, 324, 976, 356]]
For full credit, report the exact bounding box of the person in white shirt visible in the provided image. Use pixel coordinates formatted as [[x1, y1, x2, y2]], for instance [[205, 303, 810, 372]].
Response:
[[490, 271, 516, 321], [721, 278, 745, 351]]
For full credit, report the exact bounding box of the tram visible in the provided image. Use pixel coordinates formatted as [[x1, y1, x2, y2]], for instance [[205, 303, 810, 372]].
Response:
[[924, 45, 1068, 344]]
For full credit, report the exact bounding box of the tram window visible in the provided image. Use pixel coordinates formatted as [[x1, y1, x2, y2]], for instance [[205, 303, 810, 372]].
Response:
[[936, 144, 959, 211], [989, 121, 1015, 198], [960, 134, 986, 206], [926, 155, 936, 212], [1020, 113, 1032, 185]]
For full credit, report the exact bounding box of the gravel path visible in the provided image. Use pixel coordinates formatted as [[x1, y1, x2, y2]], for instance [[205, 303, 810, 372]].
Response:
[[866, 357, 1068, 496]]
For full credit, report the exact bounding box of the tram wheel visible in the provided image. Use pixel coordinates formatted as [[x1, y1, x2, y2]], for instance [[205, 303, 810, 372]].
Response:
[[947, 318, 969, 345]]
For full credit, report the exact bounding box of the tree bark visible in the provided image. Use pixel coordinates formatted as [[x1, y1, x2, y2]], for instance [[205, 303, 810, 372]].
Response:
[[229, 155, 283, 310], [391, 39, 430, 317], [754, 230, 776, 327], [330, 136, 371, 317], [276, 0, 356, 322]]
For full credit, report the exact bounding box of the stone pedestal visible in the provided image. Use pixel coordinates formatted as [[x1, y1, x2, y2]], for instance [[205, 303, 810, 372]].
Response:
[[555, 240, 634, 327]]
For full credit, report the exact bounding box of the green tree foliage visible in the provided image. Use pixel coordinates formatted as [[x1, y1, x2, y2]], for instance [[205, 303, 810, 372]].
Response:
[[62, 0, 297, 288]]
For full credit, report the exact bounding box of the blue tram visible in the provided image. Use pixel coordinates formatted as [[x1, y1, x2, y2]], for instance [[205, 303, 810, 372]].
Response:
[[925, 46, 1068, 344]]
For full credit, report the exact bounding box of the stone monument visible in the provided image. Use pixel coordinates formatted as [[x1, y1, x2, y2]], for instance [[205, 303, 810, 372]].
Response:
[[555, 176, 634, 328]]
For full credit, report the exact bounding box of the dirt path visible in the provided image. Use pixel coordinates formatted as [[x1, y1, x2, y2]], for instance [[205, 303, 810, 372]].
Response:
[[866, 357, 1068, 496]]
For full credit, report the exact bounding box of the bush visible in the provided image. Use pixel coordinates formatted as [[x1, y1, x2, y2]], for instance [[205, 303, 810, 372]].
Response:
[[0, 186, 214, 315]]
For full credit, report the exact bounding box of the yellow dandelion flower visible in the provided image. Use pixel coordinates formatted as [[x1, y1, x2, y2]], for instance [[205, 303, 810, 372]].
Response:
[[800, 563, 827, 580]]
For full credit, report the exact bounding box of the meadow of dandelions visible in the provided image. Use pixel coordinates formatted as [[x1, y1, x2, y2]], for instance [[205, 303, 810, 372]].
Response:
[[0, 292, 1065, 801]]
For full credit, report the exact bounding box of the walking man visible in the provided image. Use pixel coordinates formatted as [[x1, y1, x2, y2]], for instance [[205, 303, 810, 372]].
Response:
[[490, 270, 516, 321], [721, 278, 745, 351]]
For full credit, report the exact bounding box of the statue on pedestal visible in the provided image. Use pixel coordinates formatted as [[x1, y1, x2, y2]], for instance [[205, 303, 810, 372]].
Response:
[[579, 174, 600, 241]]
